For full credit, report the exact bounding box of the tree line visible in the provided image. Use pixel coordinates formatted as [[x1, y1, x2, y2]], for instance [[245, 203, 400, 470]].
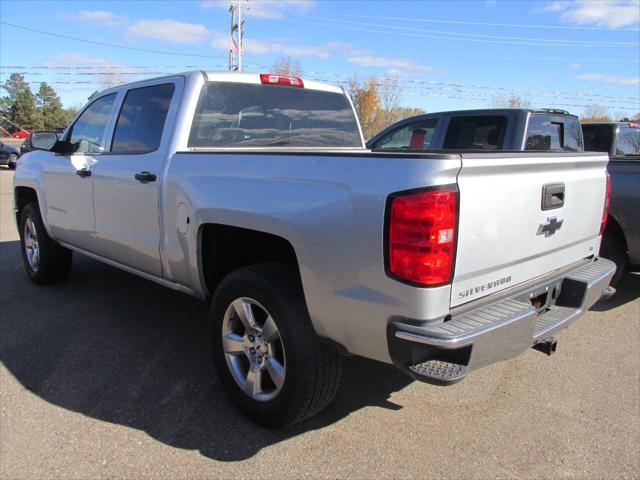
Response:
[[0, 73, 79, 134]]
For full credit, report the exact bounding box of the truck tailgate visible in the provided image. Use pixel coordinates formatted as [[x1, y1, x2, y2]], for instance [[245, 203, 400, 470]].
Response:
[[451, 152, 608, 308]]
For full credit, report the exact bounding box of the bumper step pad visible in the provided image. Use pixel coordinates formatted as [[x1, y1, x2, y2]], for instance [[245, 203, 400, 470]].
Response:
[[409, 359, 468, 386]]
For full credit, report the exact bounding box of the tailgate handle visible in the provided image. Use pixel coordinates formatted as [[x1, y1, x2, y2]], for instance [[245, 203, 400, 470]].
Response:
[[542, 183, 564, 210]]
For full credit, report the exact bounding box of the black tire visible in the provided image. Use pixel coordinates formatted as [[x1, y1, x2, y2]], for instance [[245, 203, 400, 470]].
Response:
[[210, 263, 342, 428], [600, 224, 627, 286], [19, 202, 72, 285], [8, 153, 18, 169]]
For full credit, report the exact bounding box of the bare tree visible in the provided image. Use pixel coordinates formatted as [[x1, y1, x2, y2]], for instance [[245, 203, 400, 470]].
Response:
[[379, 73, 401, 112], [271, 56, 303, 76], [492, 94, 531, 109], [99, 70, 129, 91], [581, 104, 612, 122]]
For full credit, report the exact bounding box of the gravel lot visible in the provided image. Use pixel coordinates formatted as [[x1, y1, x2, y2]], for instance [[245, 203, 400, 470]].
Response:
[[1, 168, 638, 479]]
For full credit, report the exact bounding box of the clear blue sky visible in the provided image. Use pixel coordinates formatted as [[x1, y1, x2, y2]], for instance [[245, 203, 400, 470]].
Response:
[[1, 0, 638, 117]]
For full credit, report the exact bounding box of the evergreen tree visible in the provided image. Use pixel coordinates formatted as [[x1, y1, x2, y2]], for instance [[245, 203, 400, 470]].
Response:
[[36, 82, 66, 128], [0, 73, 30, 129], [11, 88, 37, 129]]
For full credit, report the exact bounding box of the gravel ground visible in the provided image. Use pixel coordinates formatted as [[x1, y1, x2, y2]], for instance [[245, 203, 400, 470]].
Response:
[[1, 169, 638, 479]]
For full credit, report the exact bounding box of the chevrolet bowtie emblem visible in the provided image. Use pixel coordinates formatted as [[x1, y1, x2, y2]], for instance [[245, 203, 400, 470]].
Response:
[[537, 217, 563, 237]]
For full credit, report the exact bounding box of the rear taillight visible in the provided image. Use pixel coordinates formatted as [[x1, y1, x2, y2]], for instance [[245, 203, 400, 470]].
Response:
[[600, 172, 611, 235], [387, 186, 458, 286], [260, 73, 304, 88]]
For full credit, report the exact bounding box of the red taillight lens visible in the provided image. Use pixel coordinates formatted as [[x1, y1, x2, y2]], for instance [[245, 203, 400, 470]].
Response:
[[600, 172, 611, 235], [260, 73, 304, 88], [387, 187, 458, 286]]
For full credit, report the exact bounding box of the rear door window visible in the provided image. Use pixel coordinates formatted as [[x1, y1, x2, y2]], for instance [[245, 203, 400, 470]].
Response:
[[525, 114, 583, 151], [373, 118, 438, 149], [614, 126, 640, 156], [582, 124, 615, 153], [111, 83, 175, 154], [443, 116, 506, 150]]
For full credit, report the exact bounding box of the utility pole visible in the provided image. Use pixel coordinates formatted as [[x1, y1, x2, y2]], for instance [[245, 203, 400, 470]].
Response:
[[229, 1, 245, 71]]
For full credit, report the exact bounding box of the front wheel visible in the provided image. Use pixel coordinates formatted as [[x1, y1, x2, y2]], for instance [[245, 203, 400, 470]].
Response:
[[19, 203, 72, 284], [210, 263, 342, 427]]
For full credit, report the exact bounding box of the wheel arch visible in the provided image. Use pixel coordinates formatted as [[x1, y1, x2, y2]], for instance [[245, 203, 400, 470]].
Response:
[[14, 186, 39, 225], [198, 223, 303, 300], [605, 213, 629, 256]]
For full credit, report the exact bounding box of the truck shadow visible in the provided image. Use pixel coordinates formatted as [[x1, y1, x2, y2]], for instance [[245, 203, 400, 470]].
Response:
[[590, 269, 640, 312], [0, 240, 411, 462]]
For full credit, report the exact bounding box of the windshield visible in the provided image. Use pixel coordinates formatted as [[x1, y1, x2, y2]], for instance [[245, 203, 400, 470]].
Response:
[[188, 82, 362, 148]]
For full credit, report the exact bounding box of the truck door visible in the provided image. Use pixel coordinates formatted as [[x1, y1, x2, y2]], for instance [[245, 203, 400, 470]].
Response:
[[43, 93, 117, 251], [91, 78, 182, 276]]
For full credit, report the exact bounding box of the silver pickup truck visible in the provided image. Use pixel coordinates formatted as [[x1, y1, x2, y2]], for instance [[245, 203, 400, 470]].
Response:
[[15, 71, 615, 427]]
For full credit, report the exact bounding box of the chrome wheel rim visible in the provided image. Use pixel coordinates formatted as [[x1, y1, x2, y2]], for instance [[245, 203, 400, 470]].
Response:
[[222, 297, 286, 402], [23, 217, 40, 272]]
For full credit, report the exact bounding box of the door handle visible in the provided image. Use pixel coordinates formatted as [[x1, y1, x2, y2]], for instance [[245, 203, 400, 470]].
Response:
[[542, 183, 565, 210], [134, 171, 157, 183], [76, 168, 92, 178]]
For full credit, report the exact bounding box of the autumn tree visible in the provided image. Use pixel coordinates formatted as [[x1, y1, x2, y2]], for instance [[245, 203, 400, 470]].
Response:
[[271, 56, 303, 76], [581, 104, 612, 122], [348, 75, 381, 139]]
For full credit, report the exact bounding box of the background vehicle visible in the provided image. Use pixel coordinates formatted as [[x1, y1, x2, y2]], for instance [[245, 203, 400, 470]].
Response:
[[15, 71, 614, 427], [0, 140, 20, 169], [367, 108, 583, 152], [583, 122, 640, 284], [12, 130, 32, 140]]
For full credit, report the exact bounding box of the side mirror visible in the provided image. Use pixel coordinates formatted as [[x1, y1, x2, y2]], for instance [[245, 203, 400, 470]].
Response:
[[30, 131, 59, 151], [50, 139, 79, 155]]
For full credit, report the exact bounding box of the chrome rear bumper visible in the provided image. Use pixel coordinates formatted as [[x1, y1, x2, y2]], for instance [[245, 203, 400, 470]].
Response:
[[388, 257, 616, 382]]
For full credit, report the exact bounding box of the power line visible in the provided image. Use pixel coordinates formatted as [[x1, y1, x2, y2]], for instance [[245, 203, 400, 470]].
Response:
[[295, 14, 640, 46], [305, 12, 640, 32], [2, 68, 637, 103], [288, 16, 640, 48], [0, 21, 229, 59], [8, 79, 638, 111]]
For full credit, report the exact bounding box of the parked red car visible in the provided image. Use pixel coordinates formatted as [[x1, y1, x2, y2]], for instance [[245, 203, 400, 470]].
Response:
[[13, 130, 32, 139]]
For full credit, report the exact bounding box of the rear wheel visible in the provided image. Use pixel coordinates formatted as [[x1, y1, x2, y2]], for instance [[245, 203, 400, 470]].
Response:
[[600, 224, 627, 286], [210, 263, 342, 427], [8, 153, 18, 169], [19, 203, 72, 284]]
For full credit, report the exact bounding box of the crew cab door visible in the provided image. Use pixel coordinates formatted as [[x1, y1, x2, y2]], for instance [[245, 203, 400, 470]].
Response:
[[43, 93, 117, 250], [91, 79, 182, 276]]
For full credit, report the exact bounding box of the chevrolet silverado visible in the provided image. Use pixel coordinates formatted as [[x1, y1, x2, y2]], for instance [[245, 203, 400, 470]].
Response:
[[15, 71, 615, 427]]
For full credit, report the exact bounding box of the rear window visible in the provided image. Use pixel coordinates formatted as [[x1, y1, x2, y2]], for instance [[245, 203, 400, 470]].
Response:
[[188, 82, 362, 148], [614, 126, 640, 156], [525, 114, 583, 152], [373, 118, 438, 149], [443, 116, 506, 150], [582, 124, 615, 153]]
